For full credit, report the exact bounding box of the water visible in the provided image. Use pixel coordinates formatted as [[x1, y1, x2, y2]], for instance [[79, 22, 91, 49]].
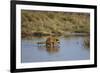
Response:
[[21, 36, 90, 63]]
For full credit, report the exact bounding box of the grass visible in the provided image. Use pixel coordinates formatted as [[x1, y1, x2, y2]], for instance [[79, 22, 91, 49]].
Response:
[[21, 10, 90, 38]]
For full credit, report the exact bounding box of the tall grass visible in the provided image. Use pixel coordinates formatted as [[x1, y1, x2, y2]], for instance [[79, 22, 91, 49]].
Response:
[[21, 10, 90, 37]]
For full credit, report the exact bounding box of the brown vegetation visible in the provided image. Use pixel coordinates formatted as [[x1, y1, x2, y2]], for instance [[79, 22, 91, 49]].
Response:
[[21, 10, 90, 38]]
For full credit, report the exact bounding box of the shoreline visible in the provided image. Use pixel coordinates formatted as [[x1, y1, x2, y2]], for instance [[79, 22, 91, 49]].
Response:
[[21, 32, 89, 39]]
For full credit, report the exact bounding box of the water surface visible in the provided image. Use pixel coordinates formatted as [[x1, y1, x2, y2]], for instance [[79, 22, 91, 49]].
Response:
[[21, 36, 90, 63]]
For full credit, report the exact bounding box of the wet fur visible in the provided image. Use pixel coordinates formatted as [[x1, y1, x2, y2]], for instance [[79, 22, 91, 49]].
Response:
[[37, 37, 60, 47]]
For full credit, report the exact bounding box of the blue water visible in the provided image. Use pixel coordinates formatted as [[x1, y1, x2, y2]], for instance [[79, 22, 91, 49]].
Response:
[[21, 36, 90, 63]]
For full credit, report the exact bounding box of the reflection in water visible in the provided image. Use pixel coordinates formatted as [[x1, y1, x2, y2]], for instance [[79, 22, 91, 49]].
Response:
[[63, 35, 90, 49], [37, 45, 60, 54], [21, 36, 90, 63], [83, 36, 90, 49], [46, 46, 60, 54], [37, 35, 60, 54]]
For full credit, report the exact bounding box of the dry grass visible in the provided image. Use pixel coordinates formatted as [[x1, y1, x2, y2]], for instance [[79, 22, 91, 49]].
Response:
[[21, 10, 90, 37]]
